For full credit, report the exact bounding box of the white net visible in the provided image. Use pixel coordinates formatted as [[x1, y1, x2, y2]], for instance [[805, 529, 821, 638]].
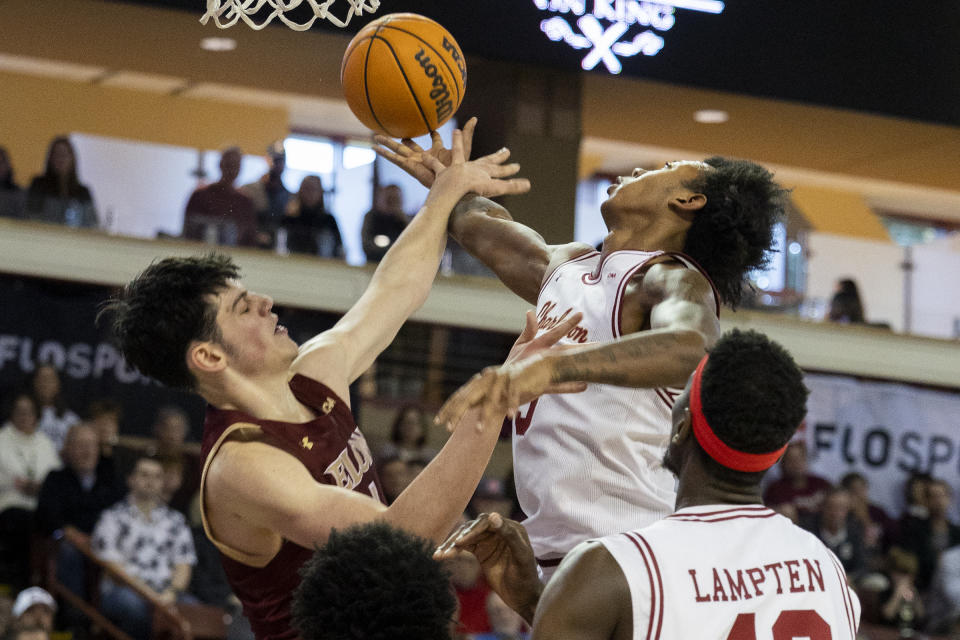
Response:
[[200, 0, 381, 30]]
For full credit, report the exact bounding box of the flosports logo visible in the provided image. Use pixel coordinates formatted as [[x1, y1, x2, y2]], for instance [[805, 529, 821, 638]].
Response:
[[534, 0, 725, 73]]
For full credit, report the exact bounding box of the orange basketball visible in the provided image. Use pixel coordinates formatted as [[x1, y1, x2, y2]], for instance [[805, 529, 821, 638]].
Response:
[[341, 13, 467, 138]]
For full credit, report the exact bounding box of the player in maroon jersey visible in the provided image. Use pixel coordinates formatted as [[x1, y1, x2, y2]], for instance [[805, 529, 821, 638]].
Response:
[[101, 123, 583, 640]]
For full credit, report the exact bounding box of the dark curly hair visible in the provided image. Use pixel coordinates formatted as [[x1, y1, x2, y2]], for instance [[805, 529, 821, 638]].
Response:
[[696, 329, 808, 483], [293, 522, 455, 640], [683, 157, 789, 308], [98, 254, 239, 390]]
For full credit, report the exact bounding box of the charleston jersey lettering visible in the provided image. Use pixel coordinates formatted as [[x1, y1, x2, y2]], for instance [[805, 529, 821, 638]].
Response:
[[598, 505, 861, 639], [513, 250, 717, 561]]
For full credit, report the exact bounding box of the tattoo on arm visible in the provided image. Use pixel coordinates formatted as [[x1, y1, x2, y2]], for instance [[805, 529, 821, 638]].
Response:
[[550, 333, 684, 386]]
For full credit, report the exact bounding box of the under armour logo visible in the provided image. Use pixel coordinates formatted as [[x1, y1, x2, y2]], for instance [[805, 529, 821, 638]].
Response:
[[300, 437, 314, 450], [322, 397, 335, 414], [608, 272, 617, 278]]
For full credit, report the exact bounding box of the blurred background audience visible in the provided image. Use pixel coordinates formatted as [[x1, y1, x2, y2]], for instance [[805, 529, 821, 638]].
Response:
[[24, 137, 98, 229]]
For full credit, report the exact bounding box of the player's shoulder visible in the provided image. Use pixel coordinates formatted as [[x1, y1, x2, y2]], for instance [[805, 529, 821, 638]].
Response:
[[554, 539, 628, 597], [542, 242, 598, 280]]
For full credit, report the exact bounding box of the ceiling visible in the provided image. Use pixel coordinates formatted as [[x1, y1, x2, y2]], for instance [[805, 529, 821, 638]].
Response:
[[3, 0, 959, 224]]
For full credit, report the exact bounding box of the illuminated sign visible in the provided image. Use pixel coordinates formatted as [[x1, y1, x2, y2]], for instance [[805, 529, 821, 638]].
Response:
[[534, 0, 724, 73]]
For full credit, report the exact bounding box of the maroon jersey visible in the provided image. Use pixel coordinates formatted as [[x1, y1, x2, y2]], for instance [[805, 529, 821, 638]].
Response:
[[199, 374, 384, 640]]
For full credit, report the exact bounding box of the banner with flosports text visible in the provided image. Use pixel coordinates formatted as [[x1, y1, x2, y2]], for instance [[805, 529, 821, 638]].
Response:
[[803, 373, 960, 522]]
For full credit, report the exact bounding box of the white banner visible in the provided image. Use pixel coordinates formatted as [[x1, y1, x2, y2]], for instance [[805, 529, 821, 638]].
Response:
[[803, 374, 960, 522]]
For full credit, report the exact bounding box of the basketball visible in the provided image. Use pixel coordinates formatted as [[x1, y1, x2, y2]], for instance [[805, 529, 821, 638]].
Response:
[[340, 13, 467, 138]]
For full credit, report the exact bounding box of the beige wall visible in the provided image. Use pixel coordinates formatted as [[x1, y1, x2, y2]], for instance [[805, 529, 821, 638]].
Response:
[[0, 71, 287, 179]]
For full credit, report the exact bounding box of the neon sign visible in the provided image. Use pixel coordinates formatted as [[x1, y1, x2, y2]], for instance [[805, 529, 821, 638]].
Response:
[[534, 0, 725, 73]]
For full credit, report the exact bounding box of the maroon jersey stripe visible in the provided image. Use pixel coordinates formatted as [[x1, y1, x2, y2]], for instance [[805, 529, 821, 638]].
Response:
[[624, 532, 659, 640], [829, 553, 856, 638], [666, 506, 773, 519], [666, 512, 779, 524], [635, 533, 665, 640]]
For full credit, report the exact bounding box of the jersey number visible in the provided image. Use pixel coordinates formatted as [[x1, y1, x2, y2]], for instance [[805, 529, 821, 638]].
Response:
[[514, 399, 539, 436], [726, 610, 831, 640]]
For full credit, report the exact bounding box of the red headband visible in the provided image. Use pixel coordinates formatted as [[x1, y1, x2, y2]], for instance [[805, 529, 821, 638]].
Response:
[[689, 354, 788, 472]]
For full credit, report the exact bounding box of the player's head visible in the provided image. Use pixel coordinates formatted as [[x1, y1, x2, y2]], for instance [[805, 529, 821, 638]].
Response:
[[681, 157, 787, 307], [101, 253, 297, 392], [292, 522, 455, 640], [664, 329, 808, 488]]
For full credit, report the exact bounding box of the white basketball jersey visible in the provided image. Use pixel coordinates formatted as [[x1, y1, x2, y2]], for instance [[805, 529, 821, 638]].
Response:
[[598, 505, 861, 639], [512, 249, 717, 560]]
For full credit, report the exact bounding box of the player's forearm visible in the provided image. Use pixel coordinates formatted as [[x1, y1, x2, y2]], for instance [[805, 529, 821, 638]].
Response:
[[384, 409, 501, 543], [547, 328, 707, 388]]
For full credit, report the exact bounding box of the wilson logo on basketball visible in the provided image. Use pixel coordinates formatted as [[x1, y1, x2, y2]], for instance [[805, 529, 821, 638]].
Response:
[[414, 48, 454, 121], [442, 36, 467, 82]]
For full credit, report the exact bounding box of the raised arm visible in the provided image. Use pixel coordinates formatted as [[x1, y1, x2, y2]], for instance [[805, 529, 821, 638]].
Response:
[[436, 262, 720, 427], [374, 119, 584, 304], [292, 127, 530, 393]]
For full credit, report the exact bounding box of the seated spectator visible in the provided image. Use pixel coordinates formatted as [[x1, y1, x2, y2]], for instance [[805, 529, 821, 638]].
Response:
[[24, 136, 98, 228], [361, 184, 408, 262], [35, 423, 124, 536], [377, 455, 411, 506], [925, 544, 960, 635], [841, 471, 894, 565], [802, 487, 866, 579], [10, 588, 55, 634], [282, 175, 344, 258], [91, 454, 197, 638], [379, 404, 437, 463], [828, 277, 865, 324], [877, 547, 925, 631], [241, 140, 291, 248], [31, 363, 80, 453], [0, 146, 25, 219], [35, 423, 124, 638], [475, 592, 529, 640], [0, 394, 61, 590], [183, 147, 258, 247], [469, 477, 515, 520], [86, 398, 122, 477], [901, 478, 960, 592], [901, 470, 932, 521], [763, 440, 832, 520]]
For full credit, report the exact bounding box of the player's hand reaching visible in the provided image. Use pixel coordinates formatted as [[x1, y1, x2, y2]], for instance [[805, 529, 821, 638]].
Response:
[[419, 125, 530, 200], [436, 310, 585, 431], [435, 513, 542, 624]]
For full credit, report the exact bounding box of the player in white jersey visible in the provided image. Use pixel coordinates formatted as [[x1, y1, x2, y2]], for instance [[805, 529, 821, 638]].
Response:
[[377, 126, 788, 572], [438, 329, 861, 639]]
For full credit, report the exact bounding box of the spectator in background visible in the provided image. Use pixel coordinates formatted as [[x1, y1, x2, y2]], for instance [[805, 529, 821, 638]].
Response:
[[0, 595, 12, 639], [10, 588, 56, 635], [35, 423, 124, 637], [0, 393, 60, 590], [31, 363, 80, 452], [925, 544, 960, 635], [901, 471, 932, 521], [92, 455, 197, 638], [183, 147, 258, 247], [25, 136, 98, 229], [802, 487, 867, 579], [901, 478, 960, 592], [361, 184, 408, 262], [877, 547, 925, 631], [86, 398, 122, 476], [379, 404, 437, 463], [377, 455, 411, 506], [763, 440, 832, 521], [151, 405, 199, 513], [7, 627, 49, 640], [283, 175, 344, 258], [241, 140, 291, 248], [469, 477, 515, 520], [35, 423, 124, 536], [841, 471, 894, 565], [828, 277, 865, 324], [0, 146, 25, 219]]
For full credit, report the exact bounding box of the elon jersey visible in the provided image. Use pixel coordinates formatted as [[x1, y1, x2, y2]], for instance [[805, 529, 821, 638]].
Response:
[[512, 249, 719, 563], [598, 505, 861, 639]]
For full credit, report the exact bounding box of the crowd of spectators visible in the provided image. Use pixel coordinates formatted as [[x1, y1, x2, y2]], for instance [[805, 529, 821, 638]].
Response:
[[2, 362, 958, 638], [0, 138, 416, 268], [763, 441, 960, 635]]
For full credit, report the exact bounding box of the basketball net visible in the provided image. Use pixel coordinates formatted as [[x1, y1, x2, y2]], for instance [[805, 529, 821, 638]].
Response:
[[200, 0, 380, 30]]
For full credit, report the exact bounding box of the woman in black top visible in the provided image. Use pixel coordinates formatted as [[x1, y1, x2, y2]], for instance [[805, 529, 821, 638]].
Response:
[[25, 136, 99, 228], [283, 175, 344, 258]]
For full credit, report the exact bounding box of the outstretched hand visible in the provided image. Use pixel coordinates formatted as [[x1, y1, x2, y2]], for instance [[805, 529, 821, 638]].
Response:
[[435, 513, 542, 624], [374, 117, 477, 188]]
